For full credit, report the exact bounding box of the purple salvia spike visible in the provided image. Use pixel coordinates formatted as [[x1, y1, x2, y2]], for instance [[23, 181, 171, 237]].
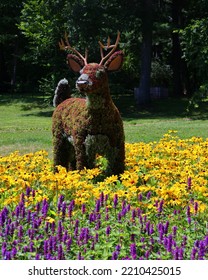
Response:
[[130, 243, 137, 260], [106, 225, 111, 235], [81, 204, 86, 214], [191, 247, 198, 260], [113, 194, 118, 208], [112, 251, 118, 260]]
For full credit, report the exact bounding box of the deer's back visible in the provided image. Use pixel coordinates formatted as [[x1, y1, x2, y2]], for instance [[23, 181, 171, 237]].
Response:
[[52, 97, 123, 145]]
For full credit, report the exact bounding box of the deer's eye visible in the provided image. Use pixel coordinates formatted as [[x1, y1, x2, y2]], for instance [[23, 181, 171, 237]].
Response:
[[95, 68, 105, 78]]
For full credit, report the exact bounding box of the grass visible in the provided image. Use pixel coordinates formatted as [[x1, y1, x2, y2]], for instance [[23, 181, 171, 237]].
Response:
[[0, 93, 208, 157]]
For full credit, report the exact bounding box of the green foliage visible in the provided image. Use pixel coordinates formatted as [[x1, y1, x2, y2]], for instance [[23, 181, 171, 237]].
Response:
[[19, 0, 68, 65], [151, 58, 173, 87], [180, 18, 208, 87], [186, 84, 208, 113]]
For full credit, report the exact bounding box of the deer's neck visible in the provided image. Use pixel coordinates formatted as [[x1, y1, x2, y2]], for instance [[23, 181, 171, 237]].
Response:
[[86, 85, 113, 111]]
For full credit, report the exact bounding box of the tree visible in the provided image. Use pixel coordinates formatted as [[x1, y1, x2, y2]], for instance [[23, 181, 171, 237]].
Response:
[[179, 0, 208, 96], [138, 0, 154, 105], [0, 1, 23, 92], [171, 0, 190, 96]]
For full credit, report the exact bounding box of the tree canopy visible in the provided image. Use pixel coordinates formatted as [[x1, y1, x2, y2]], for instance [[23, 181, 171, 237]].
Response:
[[1, 0, 207, 102]]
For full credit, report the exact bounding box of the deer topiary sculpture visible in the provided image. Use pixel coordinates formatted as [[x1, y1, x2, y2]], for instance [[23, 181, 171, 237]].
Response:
[[52, 32, 125, 175]]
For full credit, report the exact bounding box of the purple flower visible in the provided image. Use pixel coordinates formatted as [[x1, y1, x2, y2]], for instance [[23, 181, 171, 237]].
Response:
[[194, 202, 198, 214], [146, 191, 151, 200], [199, 240, 206, 259], [0, 208, 8, 226], [145, 250, 150, 259], [191, 247, 198, 260], [121, 207, 127, 217], [131, 234, 135, 242], [130, 243, 137, 259], [58, 194, 65, 205], [158, 200, 164, 213], [48, 236, 53, 252], [132, 209, 136, 220], [158, 223, 164, 241], [115, 244, 121, 252], [67, 238, 72, 251], [204, 236, 208, 246], [36, 202, 41, 213], [118, 212, 122, 222], [35, 254, 40, 260], [95, 199, 101, 213], [62, 202, 66, 219], [167, 234, 173, 252], [27, 210, 31, 223], [81, 204, 86, 214], [138, 193, 143, 201], [79, 228, 90, 243], [172, 226, 177, 236], [77, 252, 84, 260], [5, 251, 11, 260], [112, 251, 119, 260], [179, 247, 184, 260], [137, 207, 142, 217], [45, 222, 50, 234], [68, 200, 75, 218], [18, 225, 23, 239], [57, 220, 63, 241], [26, 187, 31, 197], [182, 235, 187, 247], [51, 221, 56, 233], [89, 213, 96, 223], [186, 205, 191, 217], [100, 192, 104, 206], [58, 244, 64, 260], [150, 225, 154, 235], [173, 247, 179, 260], [164, 221, 169, 234], [2, 242, 7, 258], [145, 221, 151, 235], [30, 242, 34, 252], [106, 226, 111, 235], [95, 220, 101, 230], [187, 177, 192, 190], [11, 247, 17, 258], [113, 194, 118, 208], [15, 206, 20, 218], [42, 199, 48, 217], [44, 240, 48, 256]]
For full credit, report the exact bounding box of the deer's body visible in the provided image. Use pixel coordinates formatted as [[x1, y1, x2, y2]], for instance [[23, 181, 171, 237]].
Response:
[[52, 33, 125, 175]]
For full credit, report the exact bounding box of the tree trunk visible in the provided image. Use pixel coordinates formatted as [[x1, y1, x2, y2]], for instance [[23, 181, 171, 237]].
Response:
[[0, 44, 10, 92], [172, 0, 190, 96], [138, 0, 154, 105]]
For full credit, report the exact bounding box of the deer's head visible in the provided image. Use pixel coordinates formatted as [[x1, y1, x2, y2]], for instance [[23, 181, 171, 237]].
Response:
[[59, 32, 124, 95]]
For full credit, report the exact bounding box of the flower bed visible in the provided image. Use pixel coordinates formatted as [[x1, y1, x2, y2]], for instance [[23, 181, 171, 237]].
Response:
[[0, 131, 208, 260]]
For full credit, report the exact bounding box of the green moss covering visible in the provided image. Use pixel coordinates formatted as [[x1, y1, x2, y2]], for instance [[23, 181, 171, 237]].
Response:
[[52, 59, 125, 175]]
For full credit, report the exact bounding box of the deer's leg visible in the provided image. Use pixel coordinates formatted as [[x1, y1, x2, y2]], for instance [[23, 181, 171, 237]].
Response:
[[74, 136, 88, 170], [53, 133, 75, 172], [108, 141, 125, 175]]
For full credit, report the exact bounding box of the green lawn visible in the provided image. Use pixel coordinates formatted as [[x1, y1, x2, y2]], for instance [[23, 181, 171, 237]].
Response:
[[0, 93, 208, 158]]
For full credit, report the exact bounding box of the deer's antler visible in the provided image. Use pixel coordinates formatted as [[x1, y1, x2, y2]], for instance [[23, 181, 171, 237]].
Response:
[[98, 31, 121, 65], [59, 32, 88, 65]]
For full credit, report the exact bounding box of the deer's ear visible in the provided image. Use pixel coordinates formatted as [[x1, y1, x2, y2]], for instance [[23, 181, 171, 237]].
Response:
[[104, 51, 124, 72], [67, 54, 84, 72]]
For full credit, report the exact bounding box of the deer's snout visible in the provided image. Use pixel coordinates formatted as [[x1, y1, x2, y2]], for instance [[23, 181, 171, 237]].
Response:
[[76, 74, 92, 91]]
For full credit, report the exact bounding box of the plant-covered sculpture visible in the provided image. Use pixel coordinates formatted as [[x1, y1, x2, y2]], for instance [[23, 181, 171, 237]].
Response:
[[53, 78, 71, 107], [52, 32, 125, 175]]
